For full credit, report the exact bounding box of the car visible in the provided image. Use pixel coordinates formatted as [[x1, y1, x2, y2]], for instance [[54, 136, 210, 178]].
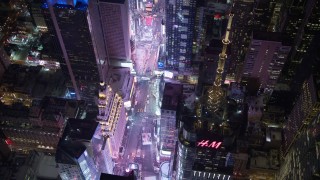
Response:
[[119, 146, 124, 157]]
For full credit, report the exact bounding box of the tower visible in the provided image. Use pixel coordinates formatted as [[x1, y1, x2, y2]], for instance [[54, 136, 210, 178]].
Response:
[[279, 0, 320, 86], [227, 0, 254, 83], [98, 0, 131, 62], [42, 0, 100, 113], [241, 32, 291, 93], [206, 13, 234, 113], [165, 0, 197, 71]]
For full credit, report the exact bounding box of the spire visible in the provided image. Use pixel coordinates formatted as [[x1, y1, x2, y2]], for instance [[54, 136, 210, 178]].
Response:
[[206, 13, 234, 113], [214, 13, 234, 87]]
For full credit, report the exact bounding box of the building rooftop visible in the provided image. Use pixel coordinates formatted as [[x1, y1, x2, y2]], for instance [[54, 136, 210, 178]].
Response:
[[1, 64, 41, 94], [249, 150, 279, 170], [0, 64, 67, 98], [252, 31, 292, 45], [15, 151, 59, 180], [55, 141, 87, 164], [107, 67, 133, 100], [193, 150, 234, 175], [28, 97, 85, 120], [62, 118, 98, 141], [161, 83, 182, 111], [36, 154, 59, 179]]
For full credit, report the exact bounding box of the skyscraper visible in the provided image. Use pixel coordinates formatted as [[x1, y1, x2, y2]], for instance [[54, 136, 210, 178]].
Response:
[[165, 0, 196, 71], [279, 0, 320, 85], [42, 0, 100, 112], [159, 83, 182, 160], [227, 0, 254, 82], [97, 0, 131, 62], [241, 32, 291, 93], [0, 96, 85, 153], [279, 74, 320, 179], [175, 116, 234, 180], [56, 118, 100, 180]]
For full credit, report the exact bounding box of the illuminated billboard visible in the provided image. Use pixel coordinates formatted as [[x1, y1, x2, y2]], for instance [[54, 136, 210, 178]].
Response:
[[196, 140, 222, 149]]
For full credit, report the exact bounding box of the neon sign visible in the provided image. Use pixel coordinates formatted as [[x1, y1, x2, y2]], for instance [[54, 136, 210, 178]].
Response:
[[197, 140, 222, 149]]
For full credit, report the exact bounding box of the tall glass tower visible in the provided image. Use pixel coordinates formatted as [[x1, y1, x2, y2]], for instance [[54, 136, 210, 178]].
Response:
[[165, 0, 197, 71], [42, 0, 100, 114]]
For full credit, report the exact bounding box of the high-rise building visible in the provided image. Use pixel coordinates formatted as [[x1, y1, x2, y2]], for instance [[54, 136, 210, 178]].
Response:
[[0, 1, 17, 44], [282, 75, 320, 158], [0, 150, 60, 179], [227, 0, 254, 82], [241, 32, 291, 93], [29, 0, 48, 33], [175, 117, 234, 180], [253, 0, 283, 32], [56, 118, 100, 180], [279, 74, 320, 179], [159, 83, 182, 160], [0, 96, 85, 153], [175, 117, 197, 180], [97, 0, 131, 62], [165, 0, 197, 71], [278, 0, 320, 85], [87, 0, 108, 81], [192, 0, 231, 61], [41, 0, 100, 112], [97, 67, 135, 173]]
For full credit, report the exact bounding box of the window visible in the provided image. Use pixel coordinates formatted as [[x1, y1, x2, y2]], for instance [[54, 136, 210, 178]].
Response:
[[181, 34, 187, 39], [180, 49, 186, 53], [180, 42, 187, 47]]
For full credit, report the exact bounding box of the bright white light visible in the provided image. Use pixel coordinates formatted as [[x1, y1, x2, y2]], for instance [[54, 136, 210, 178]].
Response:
[[124, 101, 131, 108], [160, 150, 171, 156], [155, 109, 161, 116], [164, 71, 173, 78]]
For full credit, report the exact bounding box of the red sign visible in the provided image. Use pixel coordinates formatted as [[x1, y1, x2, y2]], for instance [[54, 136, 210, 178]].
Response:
[[197, 140, 222, 149], [5, 138, 13, 145]]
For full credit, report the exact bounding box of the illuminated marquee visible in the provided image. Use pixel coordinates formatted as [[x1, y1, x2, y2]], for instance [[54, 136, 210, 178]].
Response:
[[197, 140, 222, 149]]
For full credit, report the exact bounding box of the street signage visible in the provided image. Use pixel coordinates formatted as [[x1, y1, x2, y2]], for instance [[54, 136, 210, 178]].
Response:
[[158, 62, 164, 68]]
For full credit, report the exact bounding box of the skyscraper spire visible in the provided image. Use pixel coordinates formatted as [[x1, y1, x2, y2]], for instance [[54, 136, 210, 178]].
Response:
[[206, 13, 234, 113]]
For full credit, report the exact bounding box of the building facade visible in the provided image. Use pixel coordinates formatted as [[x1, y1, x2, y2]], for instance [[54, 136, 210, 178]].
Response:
[[175, 117, 234, 180], [159, 83, 182, 159], [241, 32, 291, 92], [56, 118, 100, 180], [98, 0, 131, 61], [0, 96, 85, 153], [227, 0, 254, 82], [165, 0, 197, 71], [279, 0, 320, 85], [97, 67, 135, 173], [42, 0, 100, 112], [276, 72, 320, 179]]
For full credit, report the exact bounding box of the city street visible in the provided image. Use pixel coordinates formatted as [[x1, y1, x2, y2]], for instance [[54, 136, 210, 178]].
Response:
[[116, 79, 161, 179], [132, 4, 163, 76], [114, 1, 164, 179]]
